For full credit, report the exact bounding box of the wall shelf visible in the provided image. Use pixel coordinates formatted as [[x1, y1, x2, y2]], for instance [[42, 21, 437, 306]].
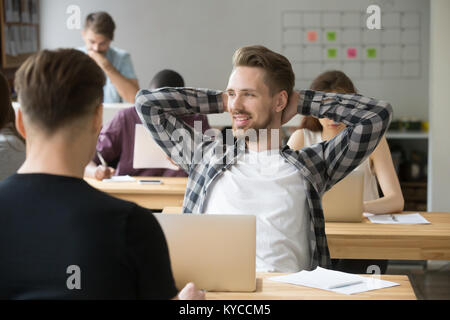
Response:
[[387, 131, 429, 139]]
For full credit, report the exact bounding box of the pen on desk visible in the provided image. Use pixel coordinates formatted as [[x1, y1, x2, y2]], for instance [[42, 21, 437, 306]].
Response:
[[97, 151, 108, 168], [328, 280, 364, 290]]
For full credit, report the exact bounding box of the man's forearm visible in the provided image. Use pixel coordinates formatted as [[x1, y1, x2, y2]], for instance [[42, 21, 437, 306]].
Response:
[[298, 90, 392, 128], [136, 88, 224, 118], [104, 66, 139, 103], [134, 88, 223, 174]]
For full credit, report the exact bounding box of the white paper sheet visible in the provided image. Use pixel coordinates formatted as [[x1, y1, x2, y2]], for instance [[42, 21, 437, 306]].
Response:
[[268, 267, 399, 295], [368, 213, 431, 225], [133, 125, 179, 171], [103, 176, 136, 183]]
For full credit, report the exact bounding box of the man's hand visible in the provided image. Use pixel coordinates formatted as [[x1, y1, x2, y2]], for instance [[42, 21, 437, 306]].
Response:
[[94, 165, 115, 181], [178, 282, 206, 300], [88, 50, 112, 71], [281, 90, 301, 126]]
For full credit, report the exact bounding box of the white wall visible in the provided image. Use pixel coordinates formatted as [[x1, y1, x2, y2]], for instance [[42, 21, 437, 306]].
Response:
[[428, 0, 450, 211], [40, 0, 430, 127]]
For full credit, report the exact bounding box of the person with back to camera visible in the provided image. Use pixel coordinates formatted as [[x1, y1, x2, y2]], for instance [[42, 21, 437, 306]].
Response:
[[0, 49, 204, 300], [288, 70, 404, 274]]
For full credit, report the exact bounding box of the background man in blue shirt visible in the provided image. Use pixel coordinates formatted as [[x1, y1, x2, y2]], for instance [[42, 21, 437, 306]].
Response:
[[80, 11, 139, 103]]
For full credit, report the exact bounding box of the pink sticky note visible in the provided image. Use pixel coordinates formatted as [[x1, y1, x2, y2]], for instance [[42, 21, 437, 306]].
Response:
[[307, 31, 317, 42], [347, 48, 357, 59]]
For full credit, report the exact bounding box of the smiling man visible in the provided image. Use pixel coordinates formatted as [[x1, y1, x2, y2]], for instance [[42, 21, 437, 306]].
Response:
[[79, 12, 139, 103], [135, 45, 393, 273]]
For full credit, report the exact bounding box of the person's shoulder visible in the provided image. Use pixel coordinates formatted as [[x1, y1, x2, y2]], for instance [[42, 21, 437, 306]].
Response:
[[126, 205, 162, 234], [109, 47, 130, 59], [287, 129, 305, 150], [105, 106, 137, 127], [113, 106, 139, 127], [117, 106, 138, 118], [83, 182, 143, 213]]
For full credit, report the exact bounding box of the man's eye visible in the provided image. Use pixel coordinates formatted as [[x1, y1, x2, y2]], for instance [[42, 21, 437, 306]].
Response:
[[245, 93, 254, 97], [228, 92, 235, 97]]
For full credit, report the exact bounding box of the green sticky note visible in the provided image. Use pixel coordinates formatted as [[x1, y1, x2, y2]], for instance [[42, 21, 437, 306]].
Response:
[[327, 48, 338, 58], [326, 32, 337, 42], [367, 48, 377, 58]]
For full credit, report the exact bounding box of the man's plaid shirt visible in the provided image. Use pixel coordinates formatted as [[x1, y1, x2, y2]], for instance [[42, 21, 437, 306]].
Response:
[[135, 88, 393, 270]]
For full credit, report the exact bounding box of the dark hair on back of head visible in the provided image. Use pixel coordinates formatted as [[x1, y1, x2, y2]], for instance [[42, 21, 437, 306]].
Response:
[[149, 69, 185, 89], [299, 70, 357, 132], [14, 49, 106, 134]]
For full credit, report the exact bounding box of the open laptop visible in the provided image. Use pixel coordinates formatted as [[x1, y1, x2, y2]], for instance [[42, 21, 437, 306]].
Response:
[[154, 214, 256, 292], [133, 124, 179, 170], [322, 171, 365, 222]]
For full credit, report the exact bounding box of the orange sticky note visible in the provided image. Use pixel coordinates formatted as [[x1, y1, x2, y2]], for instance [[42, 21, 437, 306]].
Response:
[[307, 31, 317, 42]]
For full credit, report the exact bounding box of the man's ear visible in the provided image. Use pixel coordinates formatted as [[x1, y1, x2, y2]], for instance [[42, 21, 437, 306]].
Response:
[[15, 109, 27, 139], [274, 90, 289, 113]]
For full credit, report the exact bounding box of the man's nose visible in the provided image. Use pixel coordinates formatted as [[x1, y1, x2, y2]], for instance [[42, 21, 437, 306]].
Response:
[[92, 44, 99, 52], [229, 95, 244, 113]]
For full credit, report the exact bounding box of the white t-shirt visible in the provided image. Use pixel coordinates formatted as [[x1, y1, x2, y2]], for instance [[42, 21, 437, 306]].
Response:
[[203, 149, 311, 273]]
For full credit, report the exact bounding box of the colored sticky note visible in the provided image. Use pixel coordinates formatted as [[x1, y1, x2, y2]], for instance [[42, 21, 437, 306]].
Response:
[[307, 31, 317, 42], [326, 32, 337, 42], [347, 48, 357, 58], [367, 48, 377, 58], [327, 48, 338, 58]]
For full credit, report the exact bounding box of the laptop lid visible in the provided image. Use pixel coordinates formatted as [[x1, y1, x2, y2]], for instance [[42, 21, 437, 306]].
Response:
[[133, 124, 179, 170], [154, 214, 256, 292], [322, 171, 365, 222]]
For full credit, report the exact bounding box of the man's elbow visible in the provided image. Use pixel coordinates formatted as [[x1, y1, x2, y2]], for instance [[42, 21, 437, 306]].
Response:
[[395, 195, 405, 213], [384, 102, 394, 125]]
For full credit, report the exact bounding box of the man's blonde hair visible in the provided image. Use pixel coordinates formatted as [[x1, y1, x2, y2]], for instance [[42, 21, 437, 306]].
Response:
[[232, 45, 295, 96]]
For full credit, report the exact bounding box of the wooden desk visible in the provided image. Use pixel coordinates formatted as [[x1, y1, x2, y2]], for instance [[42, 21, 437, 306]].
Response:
[[206, 273, 416, 300], [162, 208, 450, 260], [326, 212, 450, 260], [85, 177, 187, 210]]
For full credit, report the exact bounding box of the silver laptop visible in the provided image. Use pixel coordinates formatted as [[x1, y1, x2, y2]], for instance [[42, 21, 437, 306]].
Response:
[[322, 171, 365, 222], [154, 214, 256, 292]]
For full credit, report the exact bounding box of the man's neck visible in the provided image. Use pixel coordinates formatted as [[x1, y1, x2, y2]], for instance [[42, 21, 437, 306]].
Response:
[[18, 138, 89, 179], [246, 128, 283, 153]]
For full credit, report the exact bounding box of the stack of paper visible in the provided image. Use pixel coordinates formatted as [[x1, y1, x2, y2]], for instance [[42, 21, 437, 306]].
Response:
[[103, 176, 136, 183], [268, 267, 399, 295], [365, 213, 431, 225]]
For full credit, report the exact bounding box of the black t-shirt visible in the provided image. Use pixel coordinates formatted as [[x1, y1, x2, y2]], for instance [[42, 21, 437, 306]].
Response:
[[0, 174, 178, 300]]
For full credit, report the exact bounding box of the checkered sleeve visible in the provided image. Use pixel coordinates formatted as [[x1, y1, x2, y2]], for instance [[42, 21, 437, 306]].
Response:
[[135, 87, 224, 173], [298, 90, 393, 192]]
